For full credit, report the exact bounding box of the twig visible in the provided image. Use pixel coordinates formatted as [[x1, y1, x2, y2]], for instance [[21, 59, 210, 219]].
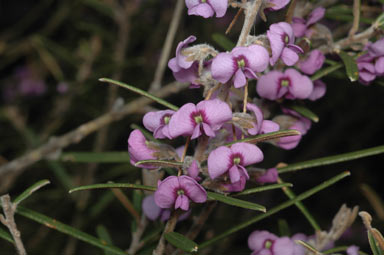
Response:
[[127, 214, 148, 254], [226, 9, 243, 35], [348, 0, 361, 38], [153, 211, 179, 255], [285, 0, 297, 23], [236, 0, 263, 46], [111, 188, 141, 224], [0, 195, 27, 255], [0, 81, 188, 177], [149, 0, 185, 92]]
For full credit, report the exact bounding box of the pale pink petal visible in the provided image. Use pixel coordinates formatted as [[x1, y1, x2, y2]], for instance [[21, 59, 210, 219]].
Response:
[[175, 195, 190, 211], [208, 146, 232, 179], [256, 71, 282, 100], [368, 38, 384, 56], [238, 164, 250, 180], [248, 230, 278, 251], [202, 122, 215, 137], [188, 160, 200, 180], [231, 142, 263, 166], [188, 3, 215, 18], [267, 29, 285, 66], [248, 45, 270, 72], [128, 130, 156, 168], [285, 69, 313, 99], [375, 56, 384, 75], [222, 176, 246, 192], [260, 120, 280, 134], [211, 52, 236, 83], [346, 245, 360, 255], [142, 195, 162, 220], [233, 69, 247, 88], [243, 67, 258, 80], [176, 36, 196, 69], [168, 103, 196, 138], [229, 165, 241, 183], [185, 0, 199, 9], [281, 47, 299, 66], [143, 110, 175, 133], [173, 63, 199, 84], [292, 234, 308, 255], [246, 103, 264, 134], [168, 58, 180, 72], [267, 0, 290, 10], [278, 22, 295, 42], [309, 80, 326, 101], [209, 0, 228, 17], [191, 124, 202, 139], [292, 18, 307, 37], [273, 237, 295, 255], [154, 176, 180, 208], [298, 49, 325, 75], [256, 168, 278, 184], [307, 7, 325, 26], [179, 176, 207, 203], [197, 99, 232, 129]]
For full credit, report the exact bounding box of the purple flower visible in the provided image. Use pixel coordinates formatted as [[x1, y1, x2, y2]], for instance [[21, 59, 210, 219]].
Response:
[[168, 36, 199, 85], [246, 103, 280, 135], [248, 230, 295, 255], [256, 69, 313, 100], [308, 80, 326, 101], [357, 38, 384, 84], [208, 142, 263, 183], [255, 168, 278, 184], [15, 67, 47, 96], [292, 7, 325, 38], [221, 176, 247, 192], [168, 99, 232, 139], [186, 0, 228, 18], [264, 0, 290, 11], [128, 129, 157, 169], [142, 195, 191, 221], [143, 110, 175, 139], [346, 245, 360, 255], [267, 22, 303, 66], [154, 175, 207, 211], [212, 45, 269, 88], [291, 233, 307, 255], [298, 49, 325, 75]]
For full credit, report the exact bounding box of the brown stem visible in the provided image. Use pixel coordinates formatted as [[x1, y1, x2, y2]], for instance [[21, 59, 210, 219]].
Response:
[[236, 0, 263, 46], [285, 0, 297, 23], [348, 0, 361, 38], [153, 211, 179, 255]]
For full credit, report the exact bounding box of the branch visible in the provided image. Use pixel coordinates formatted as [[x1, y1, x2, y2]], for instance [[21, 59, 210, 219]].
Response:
[[236, 0, 263, 46]]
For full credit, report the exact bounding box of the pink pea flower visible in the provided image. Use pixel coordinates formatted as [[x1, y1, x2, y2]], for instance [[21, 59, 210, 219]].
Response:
[[298, 49, 325, 75], [186, 0, 228, 18], [291, 233, 308, 255], [154, 175, 207, 211], [256, 69, 313, 100], [208, 142, 264, 183], [187, 159, 201, 181], [168, 36, 199, 86], [308, 80, 326, 101], [267, 22, 303, 66], [264, 0, 290, 11], [357, 38, 384, 84], [212, 45, 269, 88], [346, 245, 360, 255], [168, 99, 232, 139], [255, 168, 278, 184], [222, 176, 247, 192], [292, 7, 325, 38], [248, 230, 295, 255], [246, 103, 280, 135], [128, 129, 157, 169], [143, 110, 175, 139], [142, 195, 191, 221]]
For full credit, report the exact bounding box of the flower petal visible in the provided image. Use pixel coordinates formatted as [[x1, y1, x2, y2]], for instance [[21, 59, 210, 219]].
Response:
[[298, 49, 325, 75], [209, 0, 228, 17], [256, 70, 282, 100], [260, 120, 280, 134], [185, 0, 199, 9], [197, 99, 232, 129], [231, 142, 263, 166], [228, 165, 240, 183], [211, 52, 236, 83], [175, 195, 190, 211], [248, 230, 278, 251], [202, 122, 215, 137], [188, 3, 215, 18], [168, 103, 196, 138], [375, 56, 384, 75], [208, 146, 232, 179], [247, 45, 270, 72], [154, 176, 180, 208], [233, 69, 247, 88], [309, 80, 326, 101], [285, 69, 313, 99], [142, 195, 162, 220], [179, 175, 207, 203], [307, 7, 325, 26], [267, 29, 284, 66], [281, 47, 299, 66], [273, 237, 295, 255], [256, 168, 278, 184]]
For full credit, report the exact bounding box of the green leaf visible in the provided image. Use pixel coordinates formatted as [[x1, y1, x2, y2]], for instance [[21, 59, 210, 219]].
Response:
[[225, 130, 300, 146], [59, 152, 130, 163], [165, 232, 198, 253], [207, 192, 266, 212], [99, 78, 179, 111], [0, 226, 14, 244], [69, 183, 156, 194], [311, 63, 343, 81], [368, 231, 381, 255], [287, 105, 319, 123], [338, 51, 359, 82], [199, 171, 350, 249], [13, 179, 50, 206], [212, 33, 235, 51], [278, 145, 384, 173], [135, 159, 183, 168], [278, 219, 290, 236], [15, 206, 127, 255], [233, 183, 293, 196], [96, 225, 115, 255], [375, 12, 384, 28]]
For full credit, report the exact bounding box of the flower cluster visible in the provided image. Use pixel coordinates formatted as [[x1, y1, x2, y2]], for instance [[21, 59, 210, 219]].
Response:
[[357, 38, 384, 84]]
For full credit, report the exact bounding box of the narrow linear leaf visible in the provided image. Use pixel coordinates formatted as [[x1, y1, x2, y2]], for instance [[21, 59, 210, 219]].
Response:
[[207, 192, 266, 212], [226, 130, 300, 146], [164, 232, 198, 253], [59, 152, 130, 163], [296, 240, 322, 254], [278, 219, 290, 237], [135, 160, 183, 168], [339, 51, 359, 82], [13, 179, 50, 206], [311, 63, 343, 81], [368, 231, 381, 255], [69, 183, 156, 194], [375, 12, 384, 28], [15, 206, 128, 255], [360, 184, 384, 221], [212, 33, 235, 51], [234, 183, 293, 196], [199, 171, 350, 248], [288, 105, 319, 123], [278, 145, 384, 173], [96, 225, 114, 255], [99, 78, 179, 111], [0, 226, 14, 244]]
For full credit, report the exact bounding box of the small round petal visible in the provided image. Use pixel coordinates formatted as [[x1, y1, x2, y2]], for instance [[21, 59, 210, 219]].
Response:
[[222, 176, 246, 192], [233, 69, 247, 88], [209, 0, 228, 17], [248, 45, 270, 72], [256, 168, 278, 184], [346, 245, 360, 255], [248, 230, 278, 251], [256, 71, 282, 100], [212, 52, 236, 84], [172, 63, 199, 84], [277, 22, 295, 42], [291, 233, 308, 255], [155, 176, 180, 208], [298, 50, 325, 75], [143, 110, 175, 136], [185, 0, 199, 9], [292, 18, 307, 37], [191, 124, 202, 139], [188, 3, 215, 18], [229, 165, 241, 183], [168, 103, 196, 138], [168, 58, 181, 72], [175, 195, 190, 211], [281, 47, 300, 66], [309, 80, 326, 101], [231, 142, 263, 166], [267, 0, 290, 11], [267, 29, 285, 66], [142, 195, 162, 221], [375, 56, 384, 75], [202, 122, 215, 137], [306, 7, 325, 26], [260, 120, 280, 134], [272, 237, 295, 255], [368, 38, 384, 56], [128, 129, 157, 168], [196, 99, 232, 129], [208, 146, 232, 179], [285, 69, 313, 99], [179, 175, 207, 203]]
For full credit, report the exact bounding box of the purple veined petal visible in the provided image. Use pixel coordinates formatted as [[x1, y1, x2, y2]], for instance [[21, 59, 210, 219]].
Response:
[[161, 125, 173, 139], [260, 120, 280, 134], [248, 230, 278, 252], [256, 70, 283, 100], [307, 7, 325, 26], [209, 0, 228, 17], [128, 129, 157, 168], [248, 45, 270, 72], [278, 134, 302, 150], [179, 175, 207, 203], [375, 56, 384, 75], [358, 62, 376, 73], [267, 29, 285, 66], [188, 160, 200, 180], [281, 47, 300, 66], [172, 62, 199, 84], [168, 58, 181, 72], [231, 142, 264, 166], [246, 103, 264, 134], [298, 49, 325, 75], [175, 195, 190, 211], [346, 245, 360, 255], [168, 103, 196, 138], [292, 19, 307, 37], [368, 38, 384, 57], [196, 99, 232, 129], [237, 164, 250, 180], [228, 165, 241, 183], [309, 80, 327, 101], [185, 0, 199, 9], [267, 0, 290, 11], [202, 122, 215, 137], [142, 195, 162, 221], [176, 36, 196, 69], [233, 68, 247, 88], [154, 176, 180, 208], [211, 52, 236, 83], [272, 237, 295, 255], [285, 69, 313, 99], [188, 3, 215, 18], [143, 110, 175, 133], [208, 146, 232, 179], [222, 175, 246, 192], [191, 124, 202, 139], [243, 67, 258, 80], [286, 44, 304, 54], [256, 168, 278, 184], [277, 22, 295, 43]]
